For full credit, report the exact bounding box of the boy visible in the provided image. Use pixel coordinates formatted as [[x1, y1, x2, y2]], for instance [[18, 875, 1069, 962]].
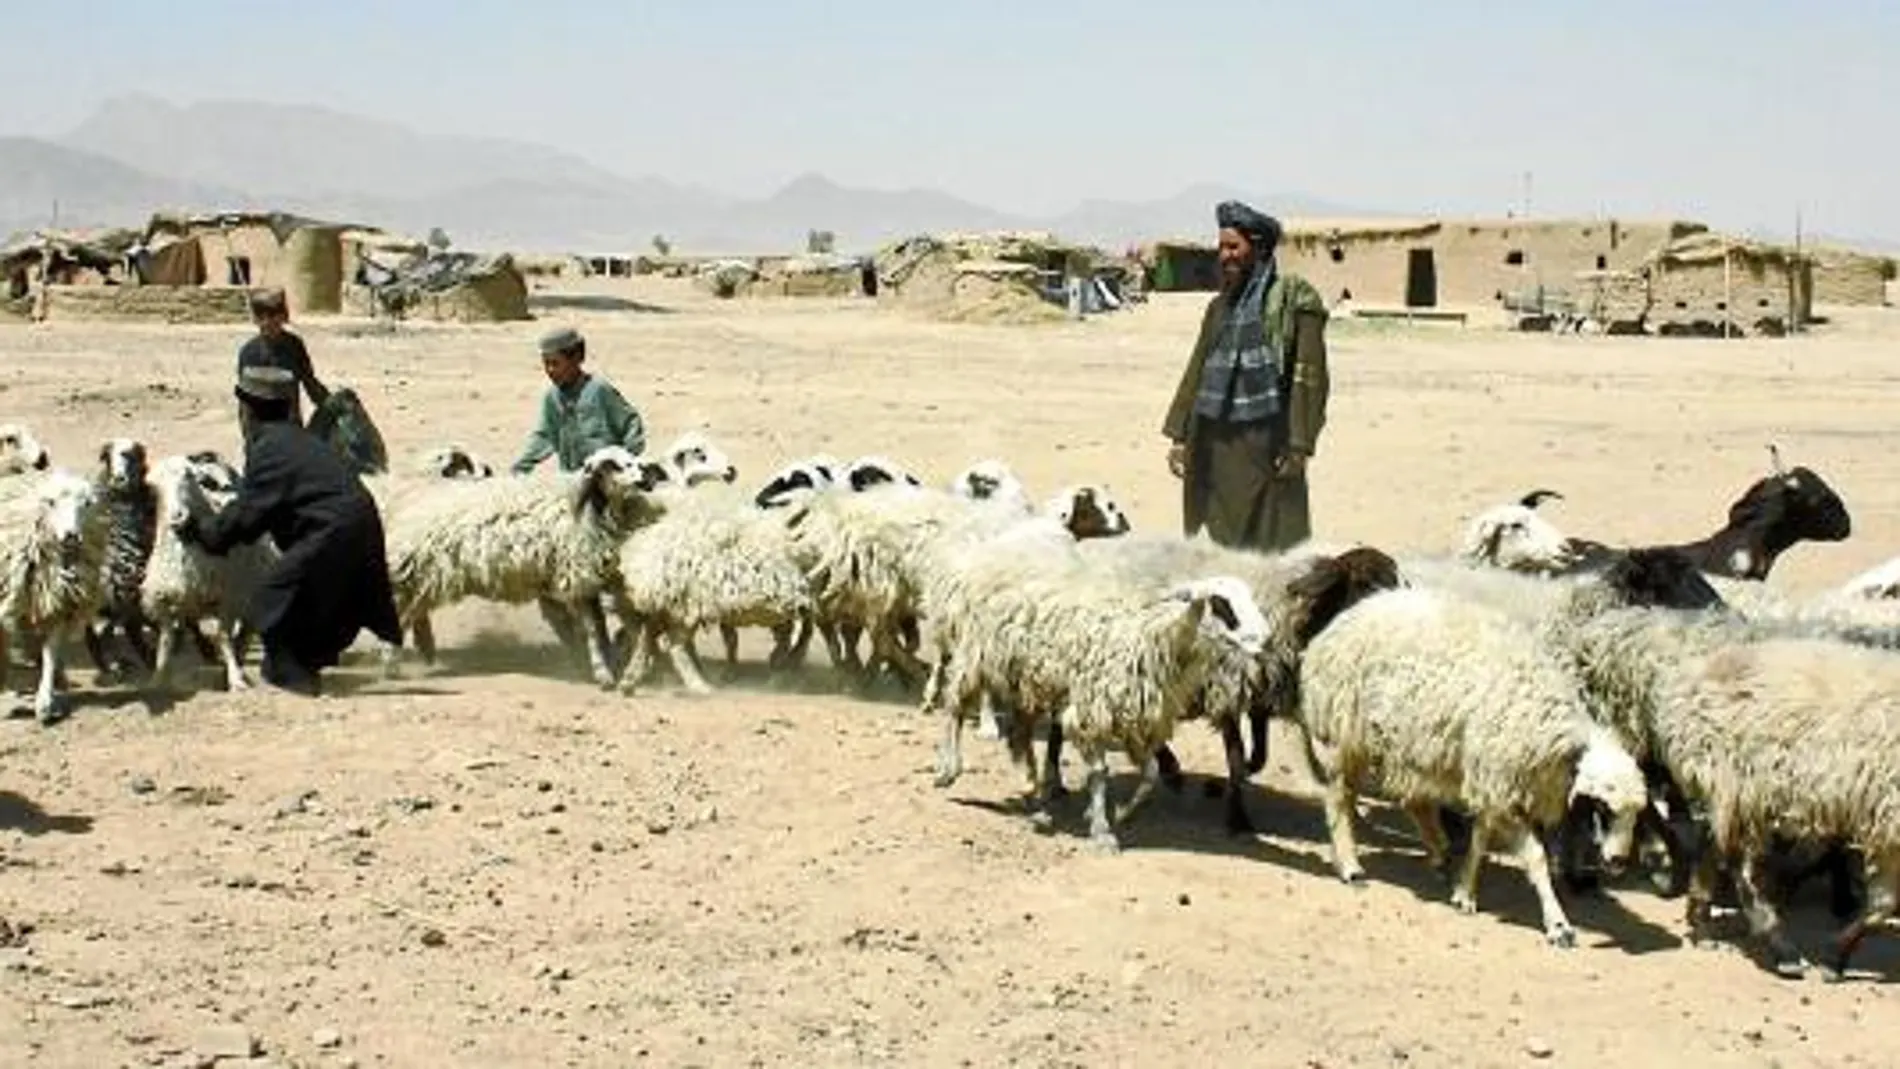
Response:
[[512, 327, 648, 473], [237, 287, 332, 426]]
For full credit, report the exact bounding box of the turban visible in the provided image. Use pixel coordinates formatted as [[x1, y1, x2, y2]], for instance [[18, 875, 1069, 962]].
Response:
[[1215, 200, 1283, 251]]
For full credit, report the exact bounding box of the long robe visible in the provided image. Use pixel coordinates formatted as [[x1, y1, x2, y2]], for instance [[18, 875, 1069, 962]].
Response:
[[1162, 272, 1330, 551], [197, 421, 402, 671]]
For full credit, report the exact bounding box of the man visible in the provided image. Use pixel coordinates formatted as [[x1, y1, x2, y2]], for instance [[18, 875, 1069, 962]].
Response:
[[179, 366, 402, 696], [1162, 200, 1331, 551], [512, 327, 648, 474], [237, 287, 331, 425]]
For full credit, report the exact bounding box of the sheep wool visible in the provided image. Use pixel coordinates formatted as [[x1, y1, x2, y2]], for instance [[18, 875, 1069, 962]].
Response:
[[0, 469, 111, 722], [1293, 584, 1650, 947]]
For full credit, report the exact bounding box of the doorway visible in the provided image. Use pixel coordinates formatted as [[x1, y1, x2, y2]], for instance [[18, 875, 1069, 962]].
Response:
[[1404, 248, 1437, 308]]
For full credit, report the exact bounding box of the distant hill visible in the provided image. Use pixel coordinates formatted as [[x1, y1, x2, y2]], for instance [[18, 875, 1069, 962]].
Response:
[[18, 94, 1890, 259], [0, 137, 242, 239]]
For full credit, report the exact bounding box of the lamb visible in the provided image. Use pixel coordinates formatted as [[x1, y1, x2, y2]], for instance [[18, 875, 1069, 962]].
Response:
[[139, 453, 276, 695], [1462, 444, 1851, 580], [0, 423, 52, 477], [1656, 636, 1900, 980], [1289, 579, 1653, 948], [927, 530, 1274, 851], [0, 469, 111, 723], [81, 437, 161, 682], [378, 445, 669, 687]]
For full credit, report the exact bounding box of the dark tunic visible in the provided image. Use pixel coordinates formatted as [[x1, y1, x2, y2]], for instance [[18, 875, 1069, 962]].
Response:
[[196, 421, 401, 670], [1162, 272, 1331, 551], [237, 331, 326, 425]]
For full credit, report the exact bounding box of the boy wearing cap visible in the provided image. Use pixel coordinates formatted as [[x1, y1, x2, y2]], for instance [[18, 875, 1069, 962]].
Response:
[[511, 327, 648, 474], [178, 365, 402, 697], [237, 287, 332, 425]]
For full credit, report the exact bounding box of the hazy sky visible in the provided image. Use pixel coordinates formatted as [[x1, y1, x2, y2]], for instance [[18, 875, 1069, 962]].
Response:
[[4, 0, 1895, 241]]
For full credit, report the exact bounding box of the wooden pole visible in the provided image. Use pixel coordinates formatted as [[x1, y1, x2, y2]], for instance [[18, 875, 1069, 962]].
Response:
[[1723, 247, 1733, 339], [1791, 205, 1803, 334]]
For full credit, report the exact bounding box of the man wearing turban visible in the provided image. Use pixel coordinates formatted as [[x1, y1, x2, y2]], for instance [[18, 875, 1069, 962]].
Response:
[[1161, 199, 1331, 550]]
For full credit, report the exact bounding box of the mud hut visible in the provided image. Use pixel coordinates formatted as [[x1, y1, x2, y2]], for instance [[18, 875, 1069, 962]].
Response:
[[1642, 233, 1812, 336], [139, 211, 371, 314], [744, 253, 870, 298], [1809, 246, 1894, 306], [875, 231, 1121, 321]]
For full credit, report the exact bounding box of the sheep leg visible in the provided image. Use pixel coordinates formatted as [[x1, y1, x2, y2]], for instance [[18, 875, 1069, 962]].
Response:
[[1405, 801, 1453, 878], [215, 616, 252, 692], [1079, 738, 1120, 854], [1636, 801, 1691, 898], [187, 622, 221, 665], [1821, 852, 1897, 982], [1245, 705, 1271, 775], [1112, 747, 1164, 831], [1039, 715, 1070, 801], [33, 626, 72, 725], [574, 597, 619, 690], [766, 621, 796, 672], [147, 624, 181, 694], [657, 625, 714, 695], [975, 692, 1004, 740], [784, 612, 816, 668], [1219, 717, 1257, 836], [931, 679, 966, 790], [1450, 815, 1492, 916], [1734, 852, 1812, 979], [82, 623, 117, 683], [1296, 735, 1366, 885], [616, 624, 660, 696], [838, 621, 865, 673], [1511, 821, 1578, 948]]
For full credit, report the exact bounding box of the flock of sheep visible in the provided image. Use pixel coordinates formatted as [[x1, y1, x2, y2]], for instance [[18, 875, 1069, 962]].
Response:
[[3, 417, 1899, 985]]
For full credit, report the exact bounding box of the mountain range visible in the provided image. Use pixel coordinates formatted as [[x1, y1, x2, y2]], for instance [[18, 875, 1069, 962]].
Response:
[[5, 95, 1894, 258], [2, 94, 1382, 254]]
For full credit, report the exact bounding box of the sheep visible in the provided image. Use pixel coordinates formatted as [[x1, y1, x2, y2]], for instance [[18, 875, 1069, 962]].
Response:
[[928, 540, 1397, 848], [378, 445, 669, 687], [1289, 579, 1653, 948], [1836, 555, 1900, 600], [926, 527, 1274, 851], [1657, 636, 1900, 980], [0, 423, 52, 477], [948, 459, 1032, 513], [841, 454, 923, 491], [80, 437, 161, 683], [139, 453, 276, 695], [1061, 535, 1393, 834], [412, 443, 496, 480], [660, 429, 739, 487], [1462, 443, 1852, 580], [611, 479, 814, 695], [0, 469, 111, 723]]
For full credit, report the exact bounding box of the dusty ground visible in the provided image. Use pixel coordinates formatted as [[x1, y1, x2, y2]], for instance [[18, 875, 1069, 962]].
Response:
[[2, 279, 1899, 1068]]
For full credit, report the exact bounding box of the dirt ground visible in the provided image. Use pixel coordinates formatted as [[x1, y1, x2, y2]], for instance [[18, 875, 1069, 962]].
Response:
[[2, 279, 1898, 1068]]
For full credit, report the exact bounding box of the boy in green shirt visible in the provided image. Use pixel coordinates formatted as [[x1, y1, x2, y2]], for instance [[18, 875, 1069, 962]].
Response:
[[512, 327, 648, 474]]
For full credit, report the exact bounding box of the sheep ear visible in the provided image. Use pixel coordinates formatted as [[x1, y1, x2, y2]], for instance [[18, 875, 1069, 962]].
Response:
[[1206, 592, 1239, 632]]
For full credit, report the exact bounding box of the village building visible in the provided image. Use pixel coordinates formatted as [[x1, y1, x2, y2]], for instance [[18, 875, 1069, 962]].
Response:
[[1808, 245, 1895, 306], [1146, 216, 1709, 311]]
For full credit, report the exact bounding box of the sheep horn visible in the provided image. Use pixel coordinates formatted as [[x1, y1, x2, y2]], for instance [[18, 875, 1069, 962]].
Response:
[[1517, 489, 1564, 509]]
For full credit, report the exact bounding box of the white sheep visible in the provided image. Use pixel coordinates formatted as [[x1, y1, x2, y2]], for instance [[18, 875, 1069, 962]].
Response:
[[1655, 636, 1900, 980], [1836, 555, 1900, 600], [948, 459, 1032, 513], [377, 445, 668, 687], [82, 437, 161, 682], [612, 479, 814, 695], [928, 530, 1272, 851], [0, 423, 52, 477], [1062, 535, 1394, 834], [0, 469, 110, 722], [660, 429, 739, 487], [1458, 489, 1580, 573], [1290, 581, 1653, 947], [140, 454, 276, 694], [412, 443, 496, 480]]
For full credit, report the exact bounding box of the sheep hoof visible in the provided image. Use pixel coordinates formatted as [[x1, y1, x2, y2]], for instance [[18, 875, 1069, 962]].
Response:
[[1772, 959, 1811, 981], [1341, 869, 1369, 889], [1816, 962, 1847, 985], [973, 719, 1002, 741], [1027, 810, 1056, 834], [33, 694, 68, 726], [931, 766, 960, 790], [1545, 924, 1578, 949], [1086, 832, 1122, 856], [1451, 889, 1477, 914]]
